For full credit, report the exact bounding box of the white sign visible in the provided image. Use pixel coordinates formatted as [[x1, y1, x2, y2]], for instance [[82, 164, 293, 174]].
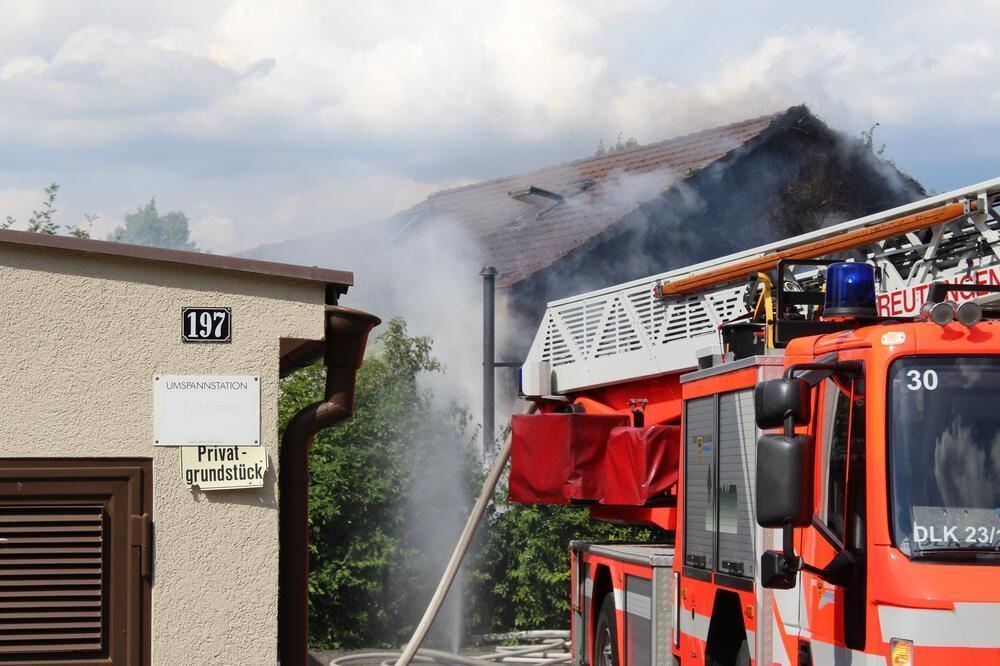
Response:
[[153, 375, 260, 446], [181, 446, 268, 490]]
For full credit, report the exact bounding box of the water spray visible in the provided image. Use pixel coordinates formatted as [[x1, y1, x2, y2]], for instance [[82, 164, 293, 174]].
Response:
[[390, 402, 539, 666]]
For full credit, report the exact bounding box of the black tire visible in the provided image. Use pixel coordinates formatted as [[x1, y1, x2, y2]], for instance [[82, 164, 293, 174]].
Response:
[[594, 594, 619, 666]]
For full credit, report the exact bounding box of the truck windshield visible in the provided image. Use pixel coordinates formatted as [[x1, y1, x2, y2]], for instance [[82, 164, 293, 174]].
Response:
[[889, 357, 1000, 560]]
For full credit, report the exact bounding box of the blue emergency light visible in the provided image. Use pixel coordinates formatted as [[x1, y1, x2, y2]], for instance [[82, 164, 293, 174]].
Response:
[[824, 262, 878, 318]]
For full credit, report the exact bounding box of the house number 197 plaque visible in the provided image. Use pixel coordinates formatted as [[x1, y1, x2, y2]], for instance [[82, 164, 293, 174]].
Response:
[[182, 307, 231, 343]]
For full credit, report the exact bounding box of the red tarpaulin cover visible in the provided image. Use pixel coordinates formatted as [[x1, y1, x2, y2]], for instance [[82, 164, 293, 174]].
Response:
[[509, 413, 628, 504], [600, 425, 680, 506]]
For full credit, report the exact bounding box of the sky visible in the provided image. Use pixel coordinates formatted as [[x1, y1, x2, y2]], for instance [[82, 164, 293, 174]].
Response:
[[1, 0, 999, 254]]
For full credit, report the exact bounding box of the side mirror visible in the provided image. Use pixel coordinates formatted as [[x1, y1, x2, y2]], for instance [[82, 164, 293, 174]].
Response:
[[754, 378, 810, 429], [756, 434, 814, 528]]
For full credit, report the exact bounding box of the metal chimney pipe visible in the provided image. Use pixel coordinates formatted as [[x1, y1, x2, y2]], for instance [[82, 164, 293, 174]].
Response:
[[481, 266, 497, 460], [278, 304, 381, 665]]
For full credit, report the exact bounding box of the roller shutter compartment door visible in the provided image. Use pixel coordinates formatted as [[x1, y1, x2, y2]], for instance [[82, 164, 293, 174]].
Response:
[[684, 397, 716, 571], [0, 460, 151, 666], [716, 391, 756, 580]]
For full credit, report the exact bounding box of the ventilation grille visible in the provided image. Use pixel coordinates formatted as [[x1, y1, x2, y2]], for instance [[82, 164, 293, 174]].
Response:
[[0, 504, 104, 656]]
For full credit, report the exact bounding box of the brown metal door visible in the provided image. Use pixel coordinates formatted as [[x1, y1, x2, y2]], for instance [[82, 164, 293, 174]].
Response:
[[0, 459, 152, 665]]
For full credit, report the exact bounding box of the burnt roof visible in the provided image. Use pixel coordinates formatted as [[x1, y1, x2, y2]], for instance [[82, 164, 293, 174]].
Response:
[[0, 228, 354, 289], [390, 110, 781, 286]]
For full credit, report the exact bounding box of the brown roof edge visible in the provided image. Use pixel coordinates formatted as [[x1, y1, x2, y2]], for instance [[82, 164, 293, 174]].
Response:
[[0, 228, 353, 289]]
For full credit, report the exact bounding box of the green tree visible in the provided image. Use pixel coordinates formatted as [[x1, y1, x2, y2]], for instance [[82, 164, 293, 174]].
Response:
[[1, 183, 95, 237], [65, 213, 98, 239], [595, 132, 640, 156], [23, 183, 60, 234], [861, 122, 886, 157], [109, 198, 197, 249]]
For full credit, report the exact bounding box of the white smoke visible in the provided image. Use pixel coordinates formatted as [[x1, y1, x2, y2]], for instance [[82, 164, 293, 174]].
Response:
[[337, 214, 492, 422], [315, 213, 497, 649]]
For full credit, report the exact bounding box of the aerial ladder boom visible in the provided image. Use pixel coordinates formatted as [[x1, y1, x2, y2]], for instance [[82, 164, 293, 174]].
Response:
[[521, 177, 1000, 396]]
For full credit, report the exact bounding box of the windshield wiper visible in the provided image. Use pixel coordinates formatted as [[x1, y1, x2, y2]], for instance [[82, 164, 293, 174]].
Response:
[[913, 545, 1000, 560]]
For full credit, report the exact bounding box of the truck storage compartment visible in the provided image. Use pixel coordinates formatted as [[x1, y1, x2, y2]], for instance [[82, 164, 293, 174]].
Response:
[[509, 413, 628, 503], [601, 425, 680, 505], [570, 542, 675, 666]]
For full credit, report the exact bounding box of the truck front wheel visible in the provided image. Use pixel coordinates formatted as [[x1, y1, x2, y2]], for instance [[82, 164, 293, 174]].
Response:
[[594, 594, 619, 666]]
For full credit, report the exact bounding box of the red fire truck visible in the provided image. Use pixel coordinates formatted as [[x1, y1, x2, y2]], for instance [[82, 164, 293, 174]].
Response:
[[510, 178, 1000, 665]]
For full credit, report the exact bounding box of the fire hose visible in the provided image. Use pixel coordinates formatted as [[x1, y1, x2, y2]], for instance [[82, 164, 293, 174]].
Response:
[[330, 634, 569, 666]]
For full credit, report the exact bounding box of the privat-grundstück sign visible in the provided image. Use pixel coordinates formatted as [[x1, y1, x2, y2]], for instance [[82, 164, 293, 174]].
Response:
[[181, 446, 268, 490]]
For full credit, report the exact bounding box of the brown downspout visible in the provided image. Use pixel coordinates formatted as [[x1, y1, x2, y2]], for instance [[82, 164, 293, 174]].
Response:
[[278, 304, 381, 665]]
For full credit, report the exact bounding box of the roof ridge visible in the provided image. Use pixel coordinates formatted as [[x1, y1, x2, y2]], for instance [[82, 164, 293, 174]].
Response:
[[427, 108, 786, 200]]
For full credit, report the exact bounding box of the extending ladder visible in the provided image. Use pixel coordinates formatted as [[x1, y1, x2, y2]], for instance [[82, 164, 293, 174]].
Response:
[[521, 177, 1000, 395]]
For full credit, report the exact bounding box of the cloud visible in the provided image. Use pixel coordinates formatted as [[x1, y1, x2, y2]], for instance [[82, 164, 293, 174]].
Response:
[[0, 186, 46, 227], [189, 214, 236, 250], [265, 170, 456, 231], [0, 24, 247, 146], [600, 25, 1000, 141], [5, 2, 1000, 148], [2, 0, 1000, 252]]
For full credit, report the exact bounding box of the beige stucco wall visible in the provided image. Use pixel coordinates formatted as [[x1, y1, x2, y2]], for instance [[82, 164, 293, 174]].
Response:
[[0, 245, 327, 665]]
